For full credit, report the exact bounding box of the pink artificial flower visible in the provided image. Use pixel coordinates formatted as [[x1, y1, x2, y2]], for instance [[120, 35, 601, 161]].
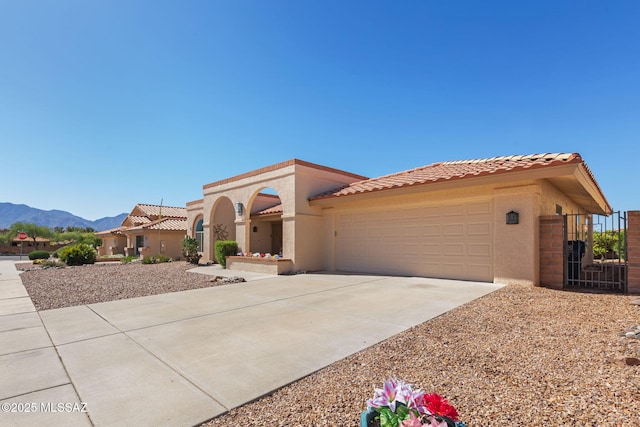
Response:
[[367, 378, 413, 412], [425, 416, 448, 427], [402, 413, 424, 427]]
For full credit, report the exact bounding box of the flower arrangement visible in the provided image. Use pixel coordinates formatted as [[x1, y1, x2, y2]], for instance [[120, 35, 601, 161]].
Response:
[[364, 379, 467, 427]]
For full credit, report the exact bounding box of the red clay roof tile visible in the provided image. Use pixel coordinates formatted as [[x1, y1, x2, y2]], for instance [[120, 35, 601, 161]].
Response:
[[255, 204, 283, 216], [310, 153, 584, 200]]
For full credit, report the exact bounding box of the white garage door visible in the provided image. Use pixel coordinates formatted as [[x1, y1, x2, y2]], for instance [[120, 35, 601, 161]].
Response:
[[335, 200, 493, 282]]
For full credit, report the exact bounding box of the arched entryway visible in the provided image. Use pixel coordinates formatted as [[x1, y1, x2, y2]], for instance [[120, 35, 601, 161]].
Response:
[[210, 197, 236, 262], [246, 188, 283, 256], [194, 216, 204, 252]]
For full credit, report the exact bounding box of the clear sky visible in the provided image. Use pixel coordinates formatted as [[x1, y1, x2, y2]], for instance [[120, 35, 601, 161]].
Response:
[[1, 1, 639, 220]]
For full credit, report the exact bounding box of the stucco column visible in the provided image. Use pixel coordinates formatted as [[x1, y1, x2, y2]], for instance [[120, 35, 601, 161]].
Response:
[[493, 185, 540, 286], [201, 223, 212, 261], [292, 213, 324, 272], [235, 219, 249, 255], [282, 215, 295, 262]]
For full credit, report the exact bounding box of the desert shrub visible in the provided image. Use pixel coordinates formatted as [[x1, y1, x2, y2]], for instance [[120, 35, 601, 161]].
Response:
[[28, 250, 50, 260], [41, 260, 65, 268], [58, 243, 97, 266], [215, 240, 238, 268], [121, 256, 138, 264], [181, 236, 202, 265], [142, 255, 172, 264]]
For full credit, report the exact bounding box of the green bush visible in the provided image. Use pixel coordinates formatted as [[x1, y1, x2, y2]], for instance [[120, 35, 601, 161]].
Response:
[[121, 256, 138, 264], [58, 243, 97, 266], [215, 240, 238, 268], [28, 250, 50, 260]]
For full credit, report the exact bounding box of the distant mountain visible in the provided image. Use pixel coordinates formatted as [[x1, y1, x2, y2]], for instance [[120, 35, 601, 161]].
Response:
[[0, 202, 127, 231]]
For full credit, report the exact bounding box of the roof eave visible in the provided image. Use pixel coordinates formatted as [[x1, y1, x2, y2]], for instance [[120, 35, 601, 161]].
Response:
[[309, 162, 611, 214]]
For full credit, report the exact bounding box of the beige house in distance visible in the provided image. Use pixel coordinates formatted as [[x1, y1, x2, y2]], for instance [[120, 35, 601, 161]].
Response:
[[186, 153, 610, 286], [96, 204, 187, 259]]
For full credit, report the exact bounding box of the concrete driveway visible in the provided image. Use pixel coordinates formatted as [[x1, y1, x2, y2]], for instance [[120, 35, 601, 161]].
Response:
[[0, 261, 502, 426]]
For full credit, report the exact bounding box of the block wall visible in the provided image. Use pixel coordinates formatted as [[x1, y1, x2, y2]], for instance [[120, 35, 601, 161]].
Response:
[[627, 211, 640, 294], [539, 215, 564, 290]]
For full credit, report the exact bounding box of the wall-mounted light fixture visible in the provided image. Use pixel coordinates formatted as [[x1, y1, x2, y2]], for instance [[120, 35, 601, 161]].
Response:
[[506, 210, 519, 225], [253, 226, 258, 233], [235, 202, 243, 215]]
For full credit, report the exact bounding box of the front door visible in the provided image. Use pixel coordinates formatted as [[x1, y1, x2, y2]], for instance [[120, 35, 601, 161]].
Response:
[[135, 235, 145, 255]]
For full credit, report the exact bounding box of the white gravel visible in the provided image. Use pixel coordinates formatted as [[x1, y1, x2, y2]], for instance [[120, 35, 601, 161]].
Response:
[[16, 262, 640, 425]]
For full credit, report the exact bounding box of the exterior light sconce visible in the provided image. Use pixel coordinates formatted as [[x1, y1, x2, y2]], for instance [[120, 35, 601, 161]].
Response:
[[506, 210, 519, 225], [253, 226, 258, 232], [235, 202, 243, 215]]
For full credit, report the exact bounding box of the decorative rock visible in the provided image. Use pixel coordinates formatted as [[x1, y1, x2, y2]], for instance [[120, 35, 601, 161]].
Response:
[[625, 331, 636, 338], [624, 357, 640, 366]]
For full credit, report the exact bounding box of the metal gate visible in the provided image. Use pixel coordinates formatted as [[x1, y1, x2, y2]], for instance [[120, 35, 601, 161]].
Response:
[[564, 211, 627, 292]]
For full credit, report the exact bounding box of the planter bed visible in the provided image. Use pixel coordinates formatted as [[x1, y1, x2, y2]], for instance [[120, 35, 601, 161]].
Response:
[[226, 256, 293, 275]]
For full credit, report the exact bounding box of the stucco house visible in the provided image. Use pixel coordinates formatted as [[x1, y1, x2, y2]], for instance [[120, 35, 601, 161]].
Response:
[[96, 204, 187, 259], [186, 153, 610, 286]]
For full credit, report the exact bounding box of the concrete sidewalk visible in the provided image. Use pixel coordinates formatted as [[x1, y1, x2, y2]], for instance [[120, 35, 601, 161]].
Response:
[[1, 261, 502, 426], [0, 261, 91, 426]]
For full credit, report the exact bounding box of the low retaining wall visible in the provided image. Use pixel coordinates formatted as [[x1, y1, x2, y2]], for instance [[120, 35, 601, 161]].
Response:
[[226, 256, 294, 275]]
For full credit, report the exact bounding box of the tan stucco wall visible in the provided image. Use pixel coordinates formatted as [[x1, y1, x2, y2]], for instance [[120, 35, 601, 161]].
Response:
[[126, 230, 185, 259], [248, 218, 277, 254], [492, 184, 540, 286], [98, 235, 127, 256]]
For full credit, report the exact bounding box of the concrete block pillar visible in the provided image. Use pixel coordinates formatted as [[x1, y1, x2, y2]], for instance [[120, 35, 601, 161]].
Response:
[[539, 215, 564, 290], [627, 211, 640, 294]]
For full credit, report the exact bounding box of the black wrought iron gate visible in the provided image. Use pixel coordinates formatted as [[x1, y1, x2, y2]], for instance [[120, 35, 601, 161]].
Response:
[[564, 211, 627, 292]]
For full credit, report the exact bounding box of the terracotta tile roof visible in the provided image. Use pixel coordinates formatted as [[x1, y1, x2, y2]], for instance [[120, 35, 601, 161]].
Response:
[[95, 226, 127, 236], [127, 216, 151, 225], [310, 153, 584, 200], [135, 204, 187, 219], [255, 204, 283, 216], [125, 218, 187, 232]]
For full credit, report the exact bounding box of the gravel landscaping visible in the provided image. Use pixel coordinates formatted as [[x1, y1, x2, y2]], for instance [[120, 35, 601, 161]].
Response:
[[18, 261, 222, 310], [15, 262, 640, 425]]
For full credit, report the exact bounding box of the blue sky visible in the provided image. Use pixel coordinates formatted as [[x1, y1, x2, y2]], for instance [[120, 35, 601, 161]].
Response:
[[1, 1, 639, 220]]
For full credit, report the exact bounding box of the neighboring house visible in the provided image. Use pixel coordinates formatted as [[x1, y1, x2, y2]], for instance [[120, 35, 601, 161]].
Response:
[[96, 204, 187, 259], [0, 236, 66, 255], [186, 153, 610, 286]]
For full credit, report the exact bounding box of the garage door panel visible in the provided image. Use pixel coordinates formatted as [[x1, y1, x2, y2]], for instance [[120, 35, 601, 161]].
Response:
[[336, 200, 493, 281], [423, 224, 441, 236], [443, 244, 464, 256], [468, 222, 491, 235], [442, 204, 465, 216], [443, 223, 464, 235], [468, 264, 492, 280], [468, 243, 491, 257]]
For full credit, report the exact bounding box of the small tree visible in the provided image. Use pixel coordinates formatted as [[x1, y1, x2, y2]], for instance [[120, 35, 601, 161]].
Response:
[[10, 222, 53, 249], [181, 236, 202, 265]]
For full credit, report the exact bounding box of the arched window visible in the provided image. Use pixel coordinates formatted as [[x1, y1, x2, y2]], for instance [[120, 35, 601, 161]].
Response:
[[195, 219, 204, 252]]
